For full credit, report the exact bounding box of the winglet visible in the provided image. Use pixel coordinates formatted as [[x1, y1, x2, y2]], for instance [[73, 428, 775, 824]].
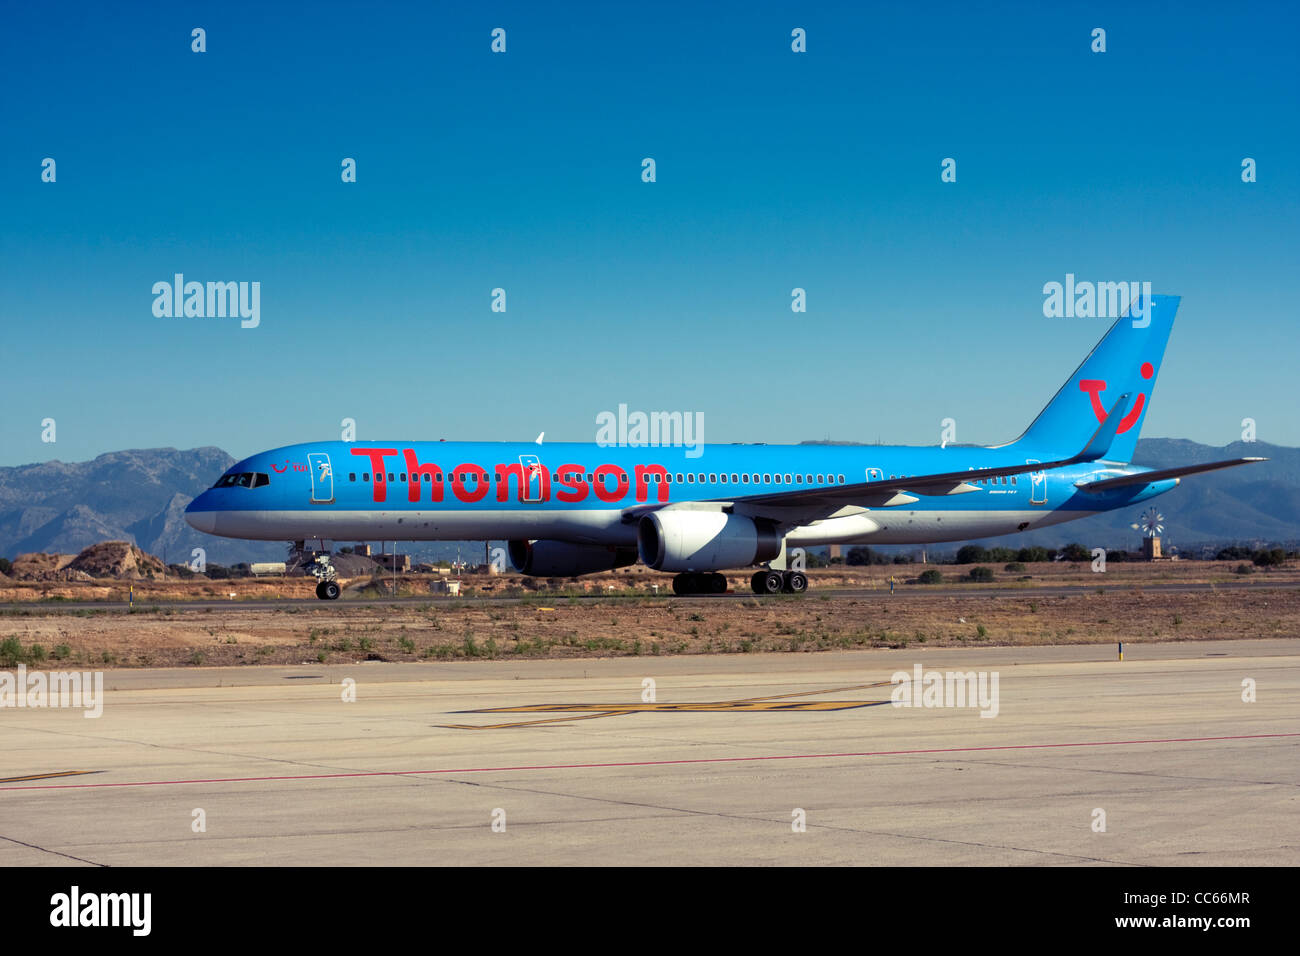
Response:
[[1076, 392, 1131, 462]]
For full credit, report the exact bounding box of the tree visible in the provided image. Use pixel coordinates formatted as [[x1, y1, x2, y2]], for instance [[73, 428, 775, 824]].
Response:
[[956, 545, 988, 564], [1061, 542, 1090, 562], [967, 566, 994, 582], [846, 546, 873, 566]]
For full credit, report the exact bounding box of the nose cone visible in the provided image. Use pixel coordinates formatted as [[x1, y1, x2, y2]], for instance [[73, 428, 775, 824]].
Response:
[[185, 492, 217, 534]]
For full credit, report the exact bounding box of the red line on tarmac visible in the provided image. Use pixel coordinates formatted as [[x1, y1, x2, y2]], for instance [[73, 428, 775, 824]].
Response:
[[1, 732, 1295, 793]]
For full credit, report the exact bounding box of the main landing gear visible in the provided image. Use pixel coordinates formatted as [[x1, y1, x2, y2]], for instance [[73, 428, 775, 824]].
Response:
[[750, 570, 808, 594], [315, 580, 341, 600], [672, 572, 728, 595]]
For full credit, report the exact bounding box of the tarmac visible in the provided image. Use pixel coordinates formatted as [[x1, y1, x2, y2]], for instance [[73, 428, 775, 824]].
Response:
[[1, 639, 1296, 865]]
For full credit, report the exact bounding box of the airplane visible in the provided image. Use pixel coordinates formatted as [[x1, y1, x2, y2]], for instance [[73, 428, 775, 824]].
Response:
[[185, 294, 1265, 598]]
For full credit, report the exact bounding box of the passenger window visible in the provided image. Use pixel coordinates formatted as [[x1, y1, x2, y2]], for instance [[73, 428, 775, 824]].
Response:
[[687, 474, 695, 483], [741, 474, 749, 484], [817, 474, 825, 483], [349, 473, 356, 482], [363, 473, 370, 482], [709, 474, 717, 483]]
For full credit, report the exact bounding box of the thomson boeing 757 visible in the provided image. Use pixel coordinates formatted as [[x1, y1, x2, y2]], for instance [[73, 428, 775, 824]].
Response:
[[186, 295, 1264, 597]]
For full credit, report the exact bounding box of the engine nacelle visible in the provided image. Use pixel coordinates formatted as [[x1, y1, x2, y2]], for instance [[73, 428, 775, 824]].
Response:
[[637, 511, 781, 572], [507, 539, 638, 577]]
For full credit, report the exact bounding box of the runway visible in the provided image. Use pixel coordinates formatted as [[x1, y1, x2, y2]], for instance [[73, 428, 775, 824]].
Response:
[[1, 639, 1296, 865]]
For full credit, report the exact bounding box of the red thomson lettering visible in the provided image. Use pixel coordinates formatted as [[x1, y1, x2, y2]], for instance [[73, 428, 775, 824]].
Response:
[[452, 463, 490, 503], [634, 464, 670, 504], [403, 449, 444, 503], [555, 464, 588, 503], [592, 464, 629, 503], [351, 447, 397, 502]]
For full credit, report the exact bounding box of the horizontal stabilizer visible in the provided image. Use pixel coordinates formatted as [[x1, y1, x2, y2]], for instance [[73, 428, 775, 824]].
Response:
[[1077, 393, 1130, 462], [1075, 457, 1267, 493]]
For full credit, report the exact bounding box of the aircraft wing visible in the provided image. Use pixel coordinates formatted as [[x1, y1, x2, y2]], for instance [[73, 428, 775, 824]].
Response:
[[621, 394, 1135, 523], [1074, 457, 1267, 493]]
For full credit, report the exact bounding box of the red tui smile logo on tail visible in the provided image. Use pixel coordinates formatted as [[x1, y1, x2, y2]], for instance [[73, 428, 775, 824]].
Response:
[[1079, 362, 1154, 433]]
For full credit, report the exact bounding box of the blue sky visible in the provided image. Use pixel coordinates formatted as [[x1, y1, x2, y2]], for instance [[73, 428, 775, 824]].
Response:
[[2, 1, 1296, 467]]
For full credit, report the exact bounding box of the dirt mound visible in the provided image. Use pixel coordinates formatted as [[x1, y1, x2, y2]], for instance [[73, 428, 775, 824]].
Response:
[[66, 541, 167, 579], [10, 552, 79, 580]]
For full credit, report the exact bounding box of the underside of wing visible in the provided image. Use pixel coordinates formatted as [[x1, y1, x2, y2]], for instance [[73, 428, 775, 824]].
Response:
[[1074, 457, 1267, 493]]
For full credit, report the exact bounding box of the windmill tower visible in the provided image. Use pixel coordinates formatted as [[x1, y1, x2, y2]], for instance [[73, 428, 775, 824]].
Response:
[[1131, 508, 1165, 560]]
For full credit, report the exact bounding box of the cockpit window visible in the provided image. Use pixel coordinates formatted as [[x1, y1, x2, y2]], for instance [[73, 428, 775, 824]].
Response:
[[213, 472, 270, 489]]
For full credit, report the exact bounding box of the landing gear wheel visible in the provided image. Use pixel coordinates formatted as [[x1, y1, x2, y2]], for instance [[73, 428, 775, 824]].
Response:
[[672, 573, 694, 596], [322, 581, 341, 600], [761, 571, 785, 594], [315, 582, 327, 600], [709, 573, 727, 594], [783, 571, 808, 594], [751, 572, 768, 595]]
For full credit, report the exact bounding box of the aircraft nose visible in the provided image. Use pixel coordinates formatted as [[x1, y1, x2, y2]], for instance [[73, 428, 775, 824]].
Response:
[[185, 493, 217, 534]]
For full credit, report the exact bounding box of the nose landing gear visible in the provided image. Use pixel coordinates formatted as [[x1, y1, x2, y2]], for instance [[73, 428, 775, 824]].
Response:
[[303, 555, 341, 600]]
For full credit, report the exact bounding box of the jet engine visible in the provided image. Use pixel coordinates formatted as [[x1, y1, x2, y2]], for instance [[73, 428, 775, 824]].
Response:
[[507, 539, 638, 577], [637, 511, 781, 572]]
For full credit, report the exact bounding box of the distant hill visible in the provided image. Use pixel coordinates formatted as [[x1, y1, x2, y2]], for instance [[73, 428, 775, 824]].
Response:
[[0, 441, 1293, 565], [0, 448, 282, 566]]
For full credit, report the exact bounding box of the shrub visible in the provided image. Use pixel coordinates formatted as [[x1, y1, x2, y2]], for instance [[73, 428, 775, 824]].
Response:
[[917, 569, 943, 584], [967, 566, 995, 582], [1060, 543, 1090, 562]]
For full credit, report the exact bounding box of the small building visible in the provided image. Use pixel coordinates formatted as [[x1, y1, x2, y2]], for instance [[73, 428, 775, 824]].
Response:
[[353, 544, 372, 557], [373, 553, 411, 572]]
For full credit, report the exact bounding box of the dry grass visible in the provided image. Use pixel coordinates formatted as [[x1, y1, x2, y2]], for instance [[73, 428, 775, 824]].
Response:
[[0, 561, 1295, 668]]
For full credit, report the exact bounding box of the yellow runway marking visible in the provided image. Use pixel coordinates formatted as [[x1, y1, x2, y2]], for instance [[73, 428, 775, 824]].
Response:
[[441, 681, 894, 729], [0, 770, 100, 784]]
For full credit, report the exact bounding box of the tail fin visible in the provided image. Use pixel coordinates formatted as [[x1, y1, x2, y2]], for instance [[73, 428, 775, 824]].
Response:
[[1008, 293, 1178, 464]]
